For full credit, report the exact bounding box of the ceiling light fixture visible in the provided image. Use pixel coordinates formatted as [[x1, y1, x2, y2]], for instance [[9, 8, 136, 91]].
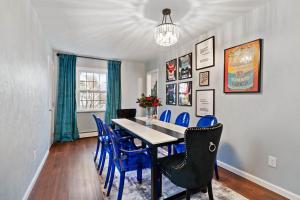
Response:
[[154, 8, 179, 47]]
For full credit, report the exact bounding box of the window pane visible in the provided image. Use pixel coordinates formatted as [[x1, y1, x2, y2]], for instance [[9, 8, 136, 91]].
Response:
[[80, 72, 86, 81], [94, 93, 100, 101], [94, 101, 101, 110], [86, 81, 93, 90], [80, 100, 86, 110], [94, 78, 100, 91], [100, 101, 106, 110], [80, 81, 86, 90], [100, 74, 107, 91], [87, 72, 93, 81], [100, 93, 106, 101], [80, 92, 87, 101], [86, 92, 93, 100], [87, 100, 93, 109]]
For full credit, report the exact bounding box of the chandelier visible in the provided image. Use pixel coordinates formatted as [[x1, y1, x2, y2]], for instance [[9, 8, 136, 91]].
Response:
[[154, 8, 179, 47]]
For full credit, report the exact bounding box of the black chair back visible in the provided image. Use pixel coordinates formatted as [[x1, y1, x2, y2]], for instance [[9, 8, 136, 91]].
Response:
[[182, 124, 223, 188], [117, 109, 136, 119]]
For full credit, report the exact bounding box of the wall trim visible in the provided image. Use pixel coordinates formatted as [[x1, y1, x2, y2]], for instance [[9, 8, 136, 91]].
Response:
[[79, 132, 97, 138], [22, 149, 49, 200], [217, 160, 300, 200]]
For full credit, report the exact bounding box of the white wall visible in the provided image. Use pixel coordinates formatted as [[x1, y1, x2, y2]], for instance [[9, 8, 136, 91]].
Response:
[[121, 61, 146, 117], [146, 0, 300, 197], [0, 0, 52, 199]]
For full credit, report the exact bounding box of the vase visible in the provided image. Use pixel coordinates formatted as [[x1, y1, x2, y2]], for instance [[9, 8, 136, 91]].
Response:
[[145, 107, 153, 126]]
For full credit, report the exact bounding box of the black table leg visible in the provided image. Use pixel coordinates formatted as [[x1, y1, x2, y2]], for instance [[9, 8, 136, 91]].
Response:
[[151, 147, 158, 200]]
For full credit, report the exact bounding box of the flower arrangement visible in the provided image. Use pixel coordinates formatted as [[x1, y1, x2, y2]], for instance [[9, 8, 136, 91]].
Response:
[[136, 94, 162, 108]]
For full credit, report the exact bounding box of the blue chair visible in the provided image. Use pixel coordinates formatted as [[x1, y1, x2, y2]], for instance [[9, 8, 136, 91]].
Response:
[[92, 114, 109, 173], [159, 110, 171, 123], [174, 115, 220, 180], [104, 124, 152, 200], [169, 112, 190, 156]]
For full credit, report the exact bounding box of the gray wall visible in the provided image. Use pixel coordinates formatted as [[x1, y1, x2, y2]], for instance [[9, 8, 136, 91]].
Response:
[[0, 0, 52, 199], [146, 0, 300, 195]]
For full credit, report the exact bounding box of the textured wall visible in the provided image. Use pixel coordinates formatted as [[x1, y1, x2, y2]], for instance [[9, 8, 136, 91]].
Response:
[[146, 0, 300, 195], [0, 0, 52, 199]]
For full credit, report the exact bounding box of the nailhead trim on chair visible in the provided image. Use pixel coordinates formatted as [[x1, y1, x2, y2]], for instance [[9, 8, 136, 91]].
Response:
[[173, 124, 223, 171]]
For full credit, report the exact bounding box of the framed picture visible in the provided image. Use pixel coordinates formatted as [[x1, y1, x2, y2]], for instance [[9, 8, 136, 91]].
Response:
[[196, 89, 215, 117], [178, 81, 192, 106], [166, 59, 177, 82], [195, 36, 215, 70], [166, 83, 177, 105], [199, 71, 209, 86], [178, 53, 192, 80], [224, 39, 262, 93]]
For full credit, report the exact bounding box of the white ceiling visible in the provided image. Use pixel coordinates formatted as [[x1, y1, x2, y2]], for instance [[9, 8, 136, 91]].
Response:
[[32, 0, 269, 62]]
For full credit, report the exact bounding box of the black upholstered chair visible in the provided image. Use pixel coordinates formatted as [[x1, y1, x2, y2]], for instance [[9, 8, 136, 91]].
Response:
[[116, 108, 136, 119], [158, 124, 223, 200]]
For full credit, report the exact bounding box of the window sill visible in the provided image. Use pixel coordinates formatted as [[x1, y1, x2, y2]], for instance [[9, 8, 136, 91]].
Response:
[[77, 110, 105, 113]]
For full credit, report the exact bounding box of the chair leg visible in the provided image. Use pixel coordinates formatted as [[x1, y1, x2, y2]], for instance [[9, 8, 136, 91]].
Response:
[[214, 161, 219, 180], [107, 164, 115, 197], [104, 155, 113, 189], [117, 172, 125, 200], [99, 149, 107, 175], [173, 145, 177, 155], [94, 139, 100, 162], [167, 145, 172, 156], [137, 168, 142, 184], [207, 182, 214, 200], [97, 145, 104, 170], [157, 167, 162, 198], [186, 190, 191, 200]]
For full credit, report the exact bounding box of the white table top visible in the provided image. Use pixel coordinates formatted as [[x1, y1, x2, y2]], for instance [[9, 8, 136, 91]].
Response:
[[135, 117, 187, 135], [112, 118, 180, 145]]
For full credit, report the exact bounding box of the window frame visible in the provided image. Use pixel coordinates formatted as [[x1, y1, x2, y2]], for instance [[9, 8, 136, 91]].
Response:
[[76, 67, 107, 112]]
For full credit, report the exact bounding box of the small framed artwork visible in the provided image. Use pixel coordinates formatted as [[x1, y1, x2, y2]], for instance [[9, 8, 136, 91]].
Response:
[[178, 81, 192, 106], [166, 83, 177, 105], [195, 36, 215, 70], [199, 71, 209, 86], [166, 59, 177, 82], [178, 53, 192, 80], [224, 39, 262, 93], [196, 89, 215, 117]]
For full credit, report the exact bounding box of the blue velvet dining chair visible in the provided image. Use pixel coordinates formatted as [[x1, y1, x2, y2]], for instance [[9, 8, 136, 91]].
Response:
[[169, 112, 190, 156], [159, 110, 171, 123], [103, 124, 152, 200]]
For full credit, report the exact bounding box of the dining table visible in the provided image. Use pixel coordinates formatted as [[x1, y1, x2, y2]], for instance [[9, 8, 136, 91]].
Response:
[[111, 117, 187, 200]]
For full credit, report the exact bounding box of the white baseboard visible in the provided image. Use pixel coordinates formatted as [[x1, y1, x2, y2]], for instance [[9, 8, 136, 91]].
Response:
[[22, 149, 49, 200], [217, 160, 300, 200], [79, 131, 97, 138]]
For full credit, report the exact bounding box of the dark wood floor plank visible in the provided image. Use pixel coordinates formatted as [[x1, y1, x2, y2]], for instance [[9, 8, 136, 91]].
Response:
[[29, 137, 287, 200]]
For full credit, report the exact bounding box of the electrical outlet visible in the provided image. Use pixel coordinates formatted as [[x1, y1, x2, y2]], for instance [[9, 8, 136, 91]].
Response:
[[268, 156, 277, 168], [33, 150, 37, 161]]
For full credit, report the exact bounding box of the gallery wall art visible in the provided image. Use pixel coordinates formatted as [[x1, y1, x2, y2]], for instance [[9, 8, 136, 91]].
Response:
[[178, 81, 192, 106], [224, 39, 262, 93], [196, 36, 215, 70], [196, 89, 215, 117], [166, 59, 177, 82], [166, 83, 177, 105], [199, 71, 209, 87], [178, 53, 192, 80]]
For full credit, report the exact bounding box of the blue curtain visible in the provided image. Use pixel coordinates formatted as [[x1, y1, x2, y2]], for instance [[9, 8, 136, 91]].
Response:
[[105, 60, 121, 124], [54, 54, 79, 142]]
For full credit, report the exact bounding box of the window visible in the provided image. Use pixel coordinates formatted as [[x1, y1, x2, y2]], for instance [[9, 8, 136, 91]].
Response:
[[78, 70, 107, 111]]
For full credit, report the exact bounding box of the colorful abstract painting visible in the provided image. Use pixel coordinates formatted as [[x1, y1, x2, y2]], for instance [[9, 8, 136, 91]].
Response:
[[224, 39, 262, 93]]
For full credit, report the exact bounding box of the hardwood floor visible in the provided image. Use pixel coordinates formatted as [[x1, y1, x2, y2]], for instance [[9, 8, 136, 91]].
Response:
[[29, 137, 287, 200]]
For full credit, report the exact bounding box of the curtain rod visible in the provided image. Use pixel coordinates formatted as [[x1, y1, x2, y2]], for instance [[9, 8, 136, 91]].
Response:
[[56, 53, 120, 62]]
